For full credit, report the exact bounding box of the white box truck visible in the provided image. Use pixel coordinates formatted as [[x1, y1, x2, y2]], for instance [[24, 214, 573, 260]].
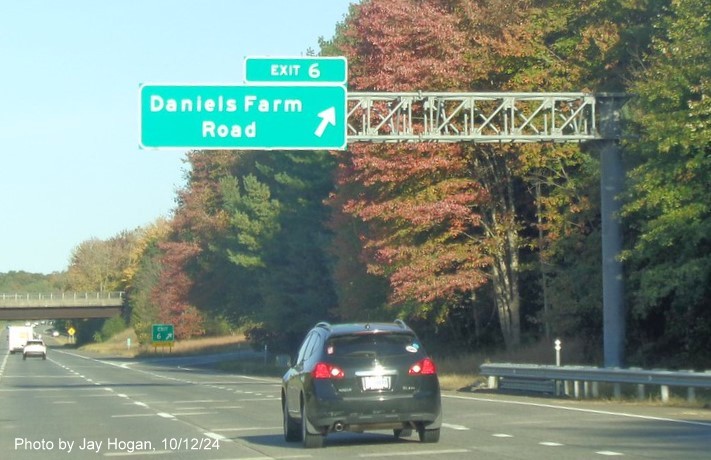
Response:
[[8, 325, 34, 354]]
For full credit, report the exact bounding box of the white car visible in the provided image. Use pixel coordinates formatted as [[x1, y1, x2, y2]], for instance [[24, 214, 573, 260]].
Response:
[[23, 339, 47, 360]]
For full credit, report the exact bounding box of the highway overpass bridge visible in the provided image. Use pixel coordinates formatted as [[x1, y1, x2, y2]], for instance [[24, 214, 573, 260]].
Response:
[[0, 292, 124, 320]]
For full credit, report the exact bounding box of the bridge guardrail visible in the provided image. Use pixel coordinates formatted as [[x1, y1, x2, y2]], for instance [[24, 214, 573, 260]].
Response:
[[481, 363, 711, 403], [0, 292, 125, 307]]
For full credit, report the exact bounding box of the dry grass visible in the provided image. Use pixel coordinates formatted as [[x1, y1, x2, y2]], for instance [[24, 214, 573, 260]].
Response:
[[438, 373, 486, 391], [80, 328, 247, 357], [151, 333, 247, 354], [79, 328, 140, 357]]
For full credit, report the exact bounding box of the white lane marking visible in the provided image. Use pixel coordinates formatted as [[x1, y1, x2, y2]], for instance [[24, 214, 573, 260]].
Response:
[[203, 432, 227, 441], [0, 352, 9, 382], [492, 433, 513, 438], [228, 374, 280, 383], [540, 441, 564, 446], [442, 422, 469, 431], [134, 401, 148, 407], [111, 414, 155, 418], [596, 452, 625, 456], [444, 394, 711, 428], [360, 449, 470, 457], [157, 412, 175, 419], [171, 412, 216, 416]]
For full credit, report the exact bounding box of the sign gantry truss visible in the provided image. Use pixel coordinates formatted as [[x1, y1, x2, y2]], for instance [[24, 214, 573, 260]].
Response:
[[346, 92, 601, 143]]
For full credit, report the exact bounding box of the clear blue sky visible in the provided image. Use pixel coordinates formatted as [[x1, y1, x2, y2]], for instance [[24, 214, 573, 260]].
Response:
[[0, 0, 354, 274]]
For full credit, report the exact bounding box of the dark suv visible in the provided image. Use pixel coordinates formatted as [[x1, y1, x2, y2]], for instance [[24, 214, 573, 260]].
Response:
[[281, 321, 442, 448]]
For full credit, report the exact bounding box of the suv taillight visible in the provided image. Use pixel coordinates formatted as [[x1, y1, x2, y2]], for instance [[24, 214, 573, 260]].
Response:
[[408, 358, 437, 375], [313, 362, 345, 379]]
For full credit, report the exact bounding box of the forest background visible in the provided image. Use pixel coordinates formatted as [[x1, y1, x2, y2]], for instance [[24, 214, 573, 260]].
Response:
[[2, 0, 709, 369]]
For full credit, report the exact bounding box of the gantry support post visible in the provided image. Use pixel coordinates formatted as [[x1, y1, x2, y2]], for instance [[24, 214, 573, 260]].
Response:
[[598, 94, 627, 368]]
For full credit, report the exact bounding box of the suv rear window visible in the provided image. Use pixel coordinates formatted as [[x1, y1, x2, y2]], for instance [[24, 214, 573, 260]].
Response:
[[325, 332, 423, 358]]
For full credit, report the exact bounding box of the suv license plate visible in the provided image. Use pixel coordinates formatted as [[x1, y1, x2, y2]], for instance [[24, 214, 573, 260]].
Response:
[[362, 376, 391, 391]]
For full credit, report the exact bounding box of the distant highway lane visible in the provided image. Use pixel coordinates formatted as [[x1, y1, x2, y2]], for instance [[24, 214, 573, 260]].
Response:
[[1, 331, 710, 459]]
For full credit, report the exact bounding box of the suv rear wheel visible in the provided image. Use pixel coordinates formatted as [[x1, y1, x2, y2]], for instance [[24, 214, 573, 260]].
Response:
[[301, 401, 324, 448], [283, 397, 300, 442], [418, 426, 440, 443]]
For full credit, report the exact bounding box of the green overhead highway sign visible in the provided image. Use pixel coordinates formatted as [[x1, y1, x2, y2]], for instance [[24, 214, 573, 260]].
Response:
[[140, 84, 347, 150], [245, 56, 347, 84]]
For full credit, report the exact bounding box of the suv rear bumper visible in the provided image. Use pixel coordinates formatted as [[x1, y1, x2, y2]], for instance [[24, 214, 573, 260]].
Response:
[[307, 391, 441, 431]]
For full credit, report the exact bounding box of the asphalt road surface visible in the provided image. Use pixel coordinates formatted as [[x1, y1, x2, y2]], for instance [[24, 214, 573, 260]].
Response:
[[1, 329, 710, 459]]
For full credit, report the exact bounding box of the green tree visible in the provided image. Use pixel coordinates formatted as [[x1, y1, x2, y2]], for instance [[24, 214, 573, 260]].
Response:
[[226, 152, 338, 349], [0, 271, 66, 292], [221, 174, 281, 269], [124, 219, 170, 344], [622, 0, 711, 367], [66, 231, 137, 292], [165, 150, 338, 350]]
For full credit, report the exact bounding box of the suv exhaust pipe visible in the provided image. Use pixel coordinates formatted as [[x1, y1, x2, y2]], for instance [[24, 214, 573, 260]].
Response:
[[333, 422, 345, 432]]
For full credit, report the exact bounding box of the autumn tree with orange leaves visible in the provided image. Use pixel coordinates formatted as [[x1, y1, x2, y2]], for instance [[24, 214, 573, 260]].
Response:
[[326, 0, 528, 347], [152, 241, 205, 339], [324, 0, 657, 350]]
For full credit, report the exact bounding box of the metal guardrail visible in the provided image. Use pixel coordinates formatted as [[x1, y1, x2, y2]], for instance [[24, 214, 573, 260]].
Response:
[[0, 292, 125, 307], [481, 363, 711, 403]]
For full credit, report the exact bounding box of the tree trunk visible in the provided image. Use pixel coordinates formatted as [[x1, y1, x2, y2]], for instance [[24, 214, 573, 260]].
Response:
[[481, 150, 521, 349], [491, 243, 521, 349]]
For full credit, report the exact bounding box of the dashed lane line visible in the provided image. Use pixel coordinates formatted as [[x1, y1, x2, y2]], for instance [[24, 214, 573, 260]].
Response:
[[441, 422, 469, 431]]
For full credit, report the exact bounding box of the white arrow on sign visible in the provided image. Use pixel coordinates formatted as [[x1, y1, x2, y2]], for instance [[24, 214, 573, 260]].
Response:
[[315, 107, 336, 137]]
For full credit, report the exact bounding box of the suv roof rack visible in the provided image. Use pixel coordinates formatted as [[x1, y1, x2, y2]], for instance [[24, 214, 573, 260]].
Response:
[[394, 319, 408, 329]]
